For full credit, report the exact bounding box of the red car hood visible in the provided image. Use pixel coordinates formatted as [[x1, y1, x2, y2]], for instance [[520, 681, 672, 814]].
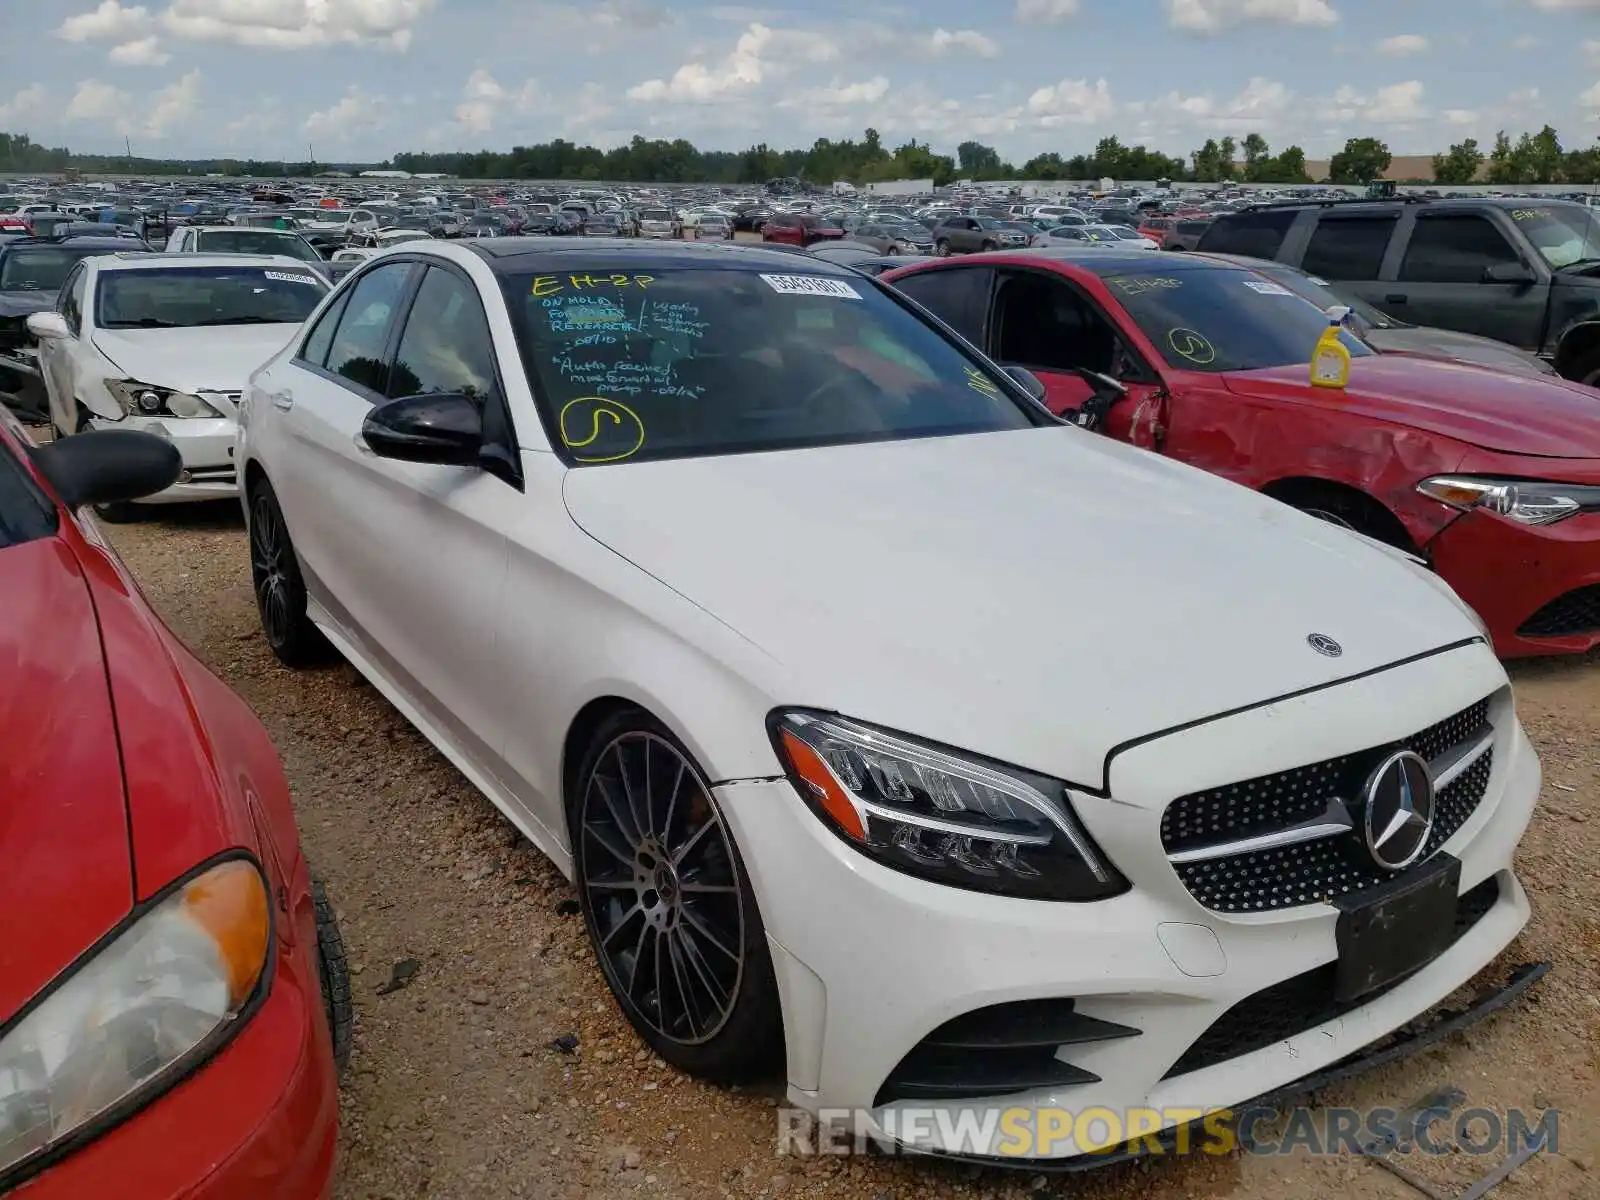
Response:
[[0, 537, 133, 1024], [1221, 355, 1600, 458]]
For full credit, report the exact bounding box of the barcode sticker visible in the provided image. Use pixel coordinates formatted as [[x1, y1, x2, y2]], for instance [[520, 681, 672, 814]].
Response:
[[759, 274, 861, 299]]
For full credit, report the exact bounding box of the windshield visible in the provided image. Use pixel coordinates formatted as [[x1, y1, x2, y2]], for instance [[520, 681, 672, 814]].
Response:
[[504, 266, 1038, 464], [1260, 266, 1402, 331], [0, 246, 107, 291], [96, 266, 327, 329], [197, 230, 321, 261], [640, 210, 672, 221], [1508, 204, 1600, 268], [1104, 266, 1372, 373]]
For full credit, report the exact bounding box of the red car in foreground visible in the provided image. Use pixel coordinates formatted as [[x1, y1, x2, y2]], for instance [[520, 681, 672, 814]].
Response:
[[884, 248, 1600, 658], [0, 410, 345, 1197]]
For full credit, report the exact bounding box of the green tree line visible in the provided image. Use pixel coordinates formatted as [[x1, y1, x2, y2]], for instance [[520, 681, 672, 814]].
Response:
[[7, 125, 1600, 187]]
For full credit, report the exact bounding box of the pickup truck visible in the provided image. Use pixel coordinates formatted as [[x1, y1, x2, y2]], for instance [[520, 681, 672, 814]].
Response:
[[1196, 196, 1600, 383]]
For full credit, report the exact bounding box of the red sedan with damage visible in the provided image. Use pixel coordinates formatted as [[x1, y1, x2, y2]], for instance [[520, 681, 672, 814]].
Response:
[[885, 248, 1600, 658], [0, 411, 346, 1197]]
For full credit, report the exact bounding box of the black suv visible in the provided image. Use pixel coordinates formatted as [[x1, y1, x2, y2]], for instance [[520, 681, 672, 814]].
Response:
[[1196, 196, 1600, 382]]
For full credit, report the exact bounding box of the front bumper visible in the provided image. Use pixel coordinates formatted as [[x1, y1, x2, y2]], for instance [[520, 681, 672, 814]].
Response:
[[1425, 509, 1600, 657], [716, 645, 1537, 1161], [86, 413, 239, 502], [17, 894, 339, 1199]]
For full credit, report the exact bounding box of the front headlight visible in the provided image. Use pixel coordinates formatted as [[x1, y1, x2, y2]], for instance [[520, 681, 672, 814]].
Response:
[[106, 380, 221, 419], [0, 859, 271, 1181], [770, 711, 1127, 901], [1417, 475, 1600, 526]]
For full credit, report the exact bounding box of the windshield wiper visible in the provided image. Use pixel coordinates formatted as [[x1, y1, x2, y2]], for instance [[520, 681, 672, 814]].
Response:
[[108, 317, 179, 328], [193, 315, 282, 326]]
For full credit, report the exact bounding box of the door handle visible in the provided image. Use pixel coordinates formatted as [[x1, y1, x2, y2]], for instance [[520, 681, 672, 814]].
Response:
[[1385, 294, 1408, 304], [268, 389, 293, 411]]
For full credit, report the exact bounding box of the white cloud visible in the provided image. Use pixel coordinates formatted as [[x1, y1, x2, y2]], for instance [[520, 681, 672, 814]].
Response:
[[145, 69, 200, 136], [1015, 0, 1079, 22], [65, 80, 129, 123], [1581, 80, 1600, 109], [1141, 76, 1294, 131], [56, 0, 152, 41], [1376, 34, 1428, 56], [1329, 80, 1426, 123], [109, 35, 171, 63], [1512, 34, 1539, 50], [454, 68, 544, 135], [160, 0, 433, 50], [779, 76, 891, 108], [305, 86, 385, 139], [1509, 86, 1540, 105], [926, 28, 998, 56], [1167, 0, 1338, 33], [0, 85, 47, 126], [627, 22, 837, 102], [1027, 78, 1115, 126], [1443, 108, 1478, 125]]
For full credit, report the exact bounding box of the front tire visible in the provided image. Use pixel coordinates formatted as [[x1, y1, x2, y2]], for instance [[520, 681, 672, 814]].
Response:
[[571, 710, 782, 1083], [312, 875, 353, 1074], [935, 239, 951, 257], [248, 476, 330, 666]]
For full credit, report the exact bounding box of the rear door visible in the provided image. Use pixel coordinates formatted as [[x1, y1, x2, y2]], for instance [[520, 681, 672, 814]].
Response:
[[1296, 212, 1402, 316], [1390, 210, 1548, 348]]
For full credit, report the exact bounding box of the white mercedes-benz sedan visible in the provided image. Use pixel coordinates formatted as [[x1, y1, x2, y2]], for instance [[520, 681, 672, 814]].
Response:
[[29, 252, 327, 515], [238, 238, 1540, 1164]]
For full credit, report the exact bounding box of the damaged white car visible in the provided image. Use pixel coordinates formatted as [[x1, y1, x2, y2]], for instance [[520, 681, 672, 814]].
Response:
[[29, 252, 326, 517]]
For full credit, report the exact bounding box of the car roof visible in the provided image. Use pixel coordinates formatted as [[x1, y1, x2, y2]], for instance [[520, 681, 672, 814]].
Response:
[[904, 246, 1243, 276], [187, 225, 305, 234], [1221, 196, 1590, 216], [97, 251, 323, 270], [456, 237, 862, 276], [1, 235, 131, 251]]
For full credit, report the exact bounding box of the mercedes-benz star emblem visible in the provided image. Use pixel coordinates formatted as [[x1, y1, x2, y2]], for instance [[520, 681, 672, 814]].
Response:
[[1307, 633, 1343, 657], [1362, 750, 1436, 871]]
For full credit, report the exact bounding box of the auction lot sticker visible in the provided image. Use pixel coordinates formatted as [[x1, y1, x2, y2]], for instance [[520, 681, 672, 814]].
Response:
[[759, 274, 861, 299]]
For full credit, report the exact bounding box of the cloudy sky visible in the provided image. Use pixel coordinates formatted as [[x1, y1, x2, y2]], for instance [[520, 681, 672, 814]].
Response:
[[4, 0, 1600, 164]]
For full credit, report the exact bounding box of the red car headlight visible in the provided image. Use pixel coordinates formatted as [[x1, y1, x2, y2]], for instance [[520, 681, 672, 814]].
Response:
[[0, 856, 272, 1185]]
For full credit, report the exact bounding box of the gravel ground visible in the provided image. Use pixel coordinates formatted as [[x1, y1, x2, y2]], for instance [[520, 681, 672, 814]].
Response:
[[98, 499, 1599, 1200]]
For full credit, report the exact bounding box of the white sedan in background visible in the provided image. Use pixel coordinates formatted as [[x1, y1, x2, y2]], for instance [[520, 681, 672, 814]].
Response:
[[28, 252, 327, 516], [234, 239, 1539, 1165]]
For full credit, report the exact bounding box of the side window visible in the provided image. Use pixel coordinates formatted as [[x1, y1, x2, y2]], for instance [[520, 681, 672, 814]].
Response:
[[1399, 216, 1521, 284], [60, 265, 87, 334], [891, 267, 992, 346], [1194, 209, 1299, 258], [324, 262, 413, 396], [387, 267, 499, 403], [1301, 217, 1398, 281], [299, 289, 350, 367], [992, 270, 1119, 376]]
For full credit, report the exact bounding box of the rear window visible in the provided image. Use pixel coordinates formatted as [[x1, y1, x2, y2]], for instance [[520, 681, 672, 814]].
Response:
[[1301, 216, 1397, 281], [97, 265, 327, 329], [1195, 209, 1299, 259], [196, 230, 321, 261], [0, 246, 108, 292], [503, 266, 1038, 464]]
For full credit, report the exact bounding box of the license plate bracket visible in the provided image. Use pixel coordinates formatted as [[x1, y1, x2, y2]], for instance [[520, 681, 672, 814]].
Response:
[[1333, 854, 1462, 1003]]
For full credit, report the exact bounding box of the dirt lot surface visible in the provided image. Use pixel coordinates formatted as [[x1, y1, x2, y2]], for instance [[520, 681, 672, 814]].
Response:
[[101, 501, 1600, 1200]]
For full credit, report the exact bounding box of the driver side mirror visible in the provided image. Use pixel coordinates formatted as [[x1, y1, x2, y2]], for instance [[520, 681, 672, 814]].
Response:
[[362, 393, 484, 466], [26, 311, 70, 340], [1002, 364, 1047, 402], [1484, 262, 1536, 286], [29, 430, 181, 508]]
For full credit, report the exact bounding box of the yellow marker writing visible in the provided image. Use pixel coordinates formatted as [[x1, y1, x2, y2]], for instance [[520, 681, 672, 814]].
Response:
[[531, 275, 562, 297], [558, 395, 646, 463]]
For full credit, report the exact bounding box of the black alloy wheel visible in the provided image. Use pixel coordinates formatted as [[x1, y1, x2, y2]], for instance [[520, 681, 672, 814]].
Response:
[[573, 713, 781, 1081], [248, 478, 328, 666]]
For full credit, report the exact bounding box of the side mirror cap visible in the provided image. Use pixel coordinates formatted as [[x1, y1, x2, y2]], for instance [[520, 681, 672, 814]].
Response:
[[26, 311, 70, 340], [1002, 364, 1048, 402], [29, 429, 181, 508], [362, 393, 484, 466]]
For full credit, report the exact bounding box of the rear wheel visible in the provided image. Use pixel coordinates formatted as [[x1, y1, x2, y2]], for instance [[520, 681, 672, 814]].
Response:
[[980, 240, 997, 252], [571, 709, 782, 1082], [248, 476, 330, 666], [935, 239, 951, 257]]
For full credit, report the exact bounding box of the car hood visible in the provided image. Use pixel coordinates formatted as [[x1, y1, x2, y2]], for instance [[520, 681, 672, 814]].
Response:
[[1365, 325, 1551, 377], [562, 427, 1479, 789], [0, 537, 132, 1024], [93, 324, 303, 393], [1221, 355, 1600, 458]]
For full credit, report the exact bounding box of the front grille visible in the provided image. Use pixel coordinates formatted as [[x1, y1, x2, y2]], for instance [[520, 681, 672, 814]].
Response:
[[1518, 585, 1600, 639], [1163, 699, 1492, 913], [1163, 873, 1501, 1079]]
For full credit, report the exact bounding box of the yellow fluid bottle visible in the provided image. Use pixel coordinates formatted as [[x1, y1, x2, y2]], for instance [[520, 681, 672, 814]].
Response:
[[1310, 310, 1351, 389]]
